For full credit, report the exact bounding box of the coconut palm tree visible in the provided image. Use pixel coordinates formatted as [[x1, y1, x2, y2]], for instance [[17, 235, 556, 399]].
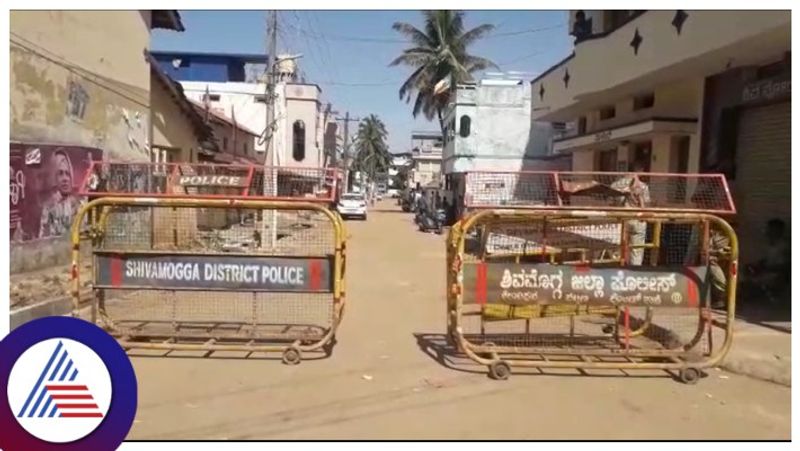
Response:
[[352, 114, 392, 183], [390, 11, 498, 132]]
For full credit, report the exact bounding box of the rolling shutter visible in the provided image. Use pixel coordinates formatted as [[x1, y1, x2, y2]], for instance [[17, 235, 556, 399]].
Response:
[[735, 101, 791, 264]]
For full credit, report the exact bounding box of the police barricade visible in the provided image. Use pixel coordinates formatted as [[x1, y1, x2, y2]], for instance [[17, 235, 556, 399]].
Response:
[[72, 163, 344, 364], [448, 171, 737, 382]]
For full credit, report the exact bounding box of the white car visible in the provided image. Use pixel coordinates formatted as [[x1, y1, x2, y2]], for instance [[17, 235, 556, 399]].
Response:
[[337, 193, 367, 220]]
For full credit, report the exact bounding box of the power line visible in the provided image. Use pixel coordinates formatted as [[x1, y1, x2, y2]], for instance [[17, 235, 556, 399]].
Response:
[[9, 34, 149, 108], [280, 21, 566, 44], [497, 47, 570, 67]]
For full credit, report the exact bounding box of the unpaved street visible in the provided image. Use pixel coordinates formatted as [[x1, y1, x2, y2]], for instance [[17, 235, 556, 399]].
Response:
[[127, 201, 790, 440]]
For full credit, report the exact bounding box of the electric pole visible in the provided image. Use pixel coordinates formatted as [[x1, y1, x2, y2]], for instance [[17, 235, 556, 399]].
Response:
[[337, 112, 360, 192], [264, 10, 277, 161], [263, 10, 278, 249]]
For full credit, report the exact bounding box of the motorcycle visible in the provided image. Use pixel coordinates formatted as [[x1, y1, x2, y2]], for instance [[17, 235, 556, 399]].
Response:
[[416, 208, 443, 234]]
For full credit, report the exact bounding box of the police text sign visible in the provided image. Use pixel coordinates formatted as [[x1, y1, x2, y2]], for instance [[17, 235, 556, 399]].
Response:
[[95, 253, 333, 292], [463, 263, 708, 307]]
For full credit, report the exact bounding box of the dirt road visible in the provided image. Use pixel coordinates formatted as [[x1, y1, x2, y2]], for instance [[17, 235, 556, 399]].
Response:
[[127, 201, 790, 440]]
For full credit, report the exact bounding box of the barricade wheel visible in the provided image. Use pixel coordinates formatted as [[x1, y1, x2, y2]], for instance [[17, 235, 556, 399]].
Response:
[[679, 367, 701, 385], [282, 348, 302, 365], [602, 324, 615, 334], [323, 337, 337, 356], [489, 361, 511, 380]]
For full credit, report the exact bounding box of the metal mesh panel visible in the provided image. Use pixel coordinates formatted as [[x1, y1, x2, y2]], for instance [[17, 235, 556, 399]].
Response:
[[456, 212, 729, 357], [253, 167, 339, 202], [91, 203, 337, 343], [465, 172, 560, 208], [80, 162, 340, 203], [464, 171, 735, 214], [98, 206, 334, 256]]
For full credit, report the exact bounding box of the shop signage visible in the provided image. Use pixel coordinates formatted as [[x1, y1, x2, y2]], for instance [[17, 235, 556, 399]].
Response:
[[594, 130, 613, 142], [742, 77, 791, 104]]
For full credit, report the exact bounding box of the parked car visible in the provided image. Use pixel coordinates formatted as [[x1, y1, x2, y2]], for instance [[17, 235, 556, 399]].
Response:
[[387, 188, 400, 198], [336, 192, 367, 220]]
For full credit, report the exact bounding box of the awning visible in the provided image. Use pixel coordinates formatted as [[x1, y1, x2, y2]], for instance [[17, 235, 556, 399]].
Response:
[[553, 118, 697, 153]]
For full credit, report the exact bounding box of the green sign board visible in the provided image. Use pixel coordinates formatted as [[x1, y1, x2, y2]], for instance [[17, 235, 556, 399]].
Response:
[[463, 263, 708, 308]]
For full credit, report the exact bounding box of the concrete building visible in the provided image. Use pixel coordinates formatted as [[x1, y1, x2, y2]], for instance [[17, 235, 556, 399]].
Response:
[[442, 77, 554, 175], [153, 51, 333, 169], [409, 131, 444, 188], [441, 76, 559, 216], [388, 153, 413, 192], [149, 55, 216, 165], [274, 82, 329, 169], [531, 10, 790, 263], [10, 10, 183, 272], [190, 100, 260, 165]]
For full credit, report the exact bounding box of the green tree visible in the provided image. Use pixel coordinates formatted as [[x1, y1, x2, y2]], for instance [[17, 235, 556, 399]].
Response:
[[352, 114, 392, 183], [390, 11, 498, 133]]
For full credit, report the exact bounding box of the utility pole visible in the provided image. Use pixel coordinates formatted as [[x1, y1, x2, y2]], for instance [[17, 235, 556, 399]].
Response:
[[337, 112, 360, 192], [263, 10, 278, 249]]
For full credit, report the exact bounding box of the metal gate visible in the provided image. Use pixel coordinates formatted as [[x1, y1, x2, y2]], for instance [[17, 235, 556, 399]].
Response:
[[72, 163, 345, 364], [448, 171, 738, 382]]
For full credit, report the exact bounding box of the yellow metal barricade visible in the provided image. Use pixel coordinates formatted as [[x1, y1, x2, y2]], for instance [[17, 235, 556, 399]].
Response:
[[448, 171, 738, 383], [71, 167, 345, 364]]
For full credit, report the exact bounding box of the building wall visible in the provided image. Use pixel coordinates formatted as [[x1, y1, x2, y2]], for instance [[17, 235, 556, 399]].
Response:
[[207, 120, 256, 162], [10, 11, 152, 161], [282, 84, 325, 168], [563, 78, 704, 173], [412, 134, 443, 153], [582, 78, 703, 133], [533, 10, 791, 122], [181, 81, 268, 161], [10, 11, 155, 273], [444, 82, 553, 174], [150, 77, 203, 162]]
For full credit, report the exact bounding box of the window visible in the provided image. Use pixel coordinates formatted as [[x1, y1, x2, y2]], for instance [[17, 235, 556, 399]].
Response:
[[292, 120, 306, 161], [596, 149, 617, 172], [633, 92, 655, 110], [66, 81, 88, 120], [222, 137, 228, 151], [599, 106, 616, 120], [577, 116, 587, 134], [631, 142, 652, 172], [459, 115, 471, 137], [203, 93, 221, 102], [254, 95, 268, 103], [243, 141, 248, 155]]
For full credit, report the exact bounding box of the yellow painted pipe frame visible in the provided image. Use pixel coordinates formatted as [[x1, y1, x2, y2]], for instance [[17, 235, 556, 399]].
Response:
[[447, 208, 739, 372], [71, 196, 347, 355]]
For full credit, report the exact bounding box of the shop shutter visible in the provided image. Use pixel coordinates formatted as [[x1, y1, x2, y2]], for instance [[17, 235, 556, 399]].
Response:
[[735, 101, 791, 264]]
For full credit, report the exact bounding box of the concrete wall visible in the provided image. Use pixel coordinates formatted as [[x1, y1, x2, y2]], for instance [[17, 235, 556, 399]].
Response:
[[273, 83, 325, 168], [10, 11, 152, 161], [181, 81, 268, 162], [151, 77, 201, 162], [533, 10, 791, 122], [583, 78, 703, 133], [10, 11, 154, 273], [444, 82, 553, 174]]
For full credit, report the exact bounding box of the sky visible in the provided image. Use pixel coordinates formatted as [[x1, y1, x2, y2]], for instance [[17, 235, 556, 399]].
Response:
[[152, 10, 574, 153]]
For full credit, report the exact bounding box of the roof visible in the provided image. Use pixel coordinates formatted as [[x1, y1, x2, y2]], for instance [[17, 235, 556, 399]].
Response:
[[151, 11, 184, 32], [411, 130, 442, 139], [150, 50, 269, 63], [147, 52, 216, 149], [530, 52, 576, 85], [188, 99, 261, 138]]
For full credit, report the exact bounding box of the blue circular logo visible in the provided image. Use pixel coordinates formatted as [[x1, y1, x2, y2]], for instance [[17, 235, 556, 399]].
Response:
[[0, 317, 137, 451]]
